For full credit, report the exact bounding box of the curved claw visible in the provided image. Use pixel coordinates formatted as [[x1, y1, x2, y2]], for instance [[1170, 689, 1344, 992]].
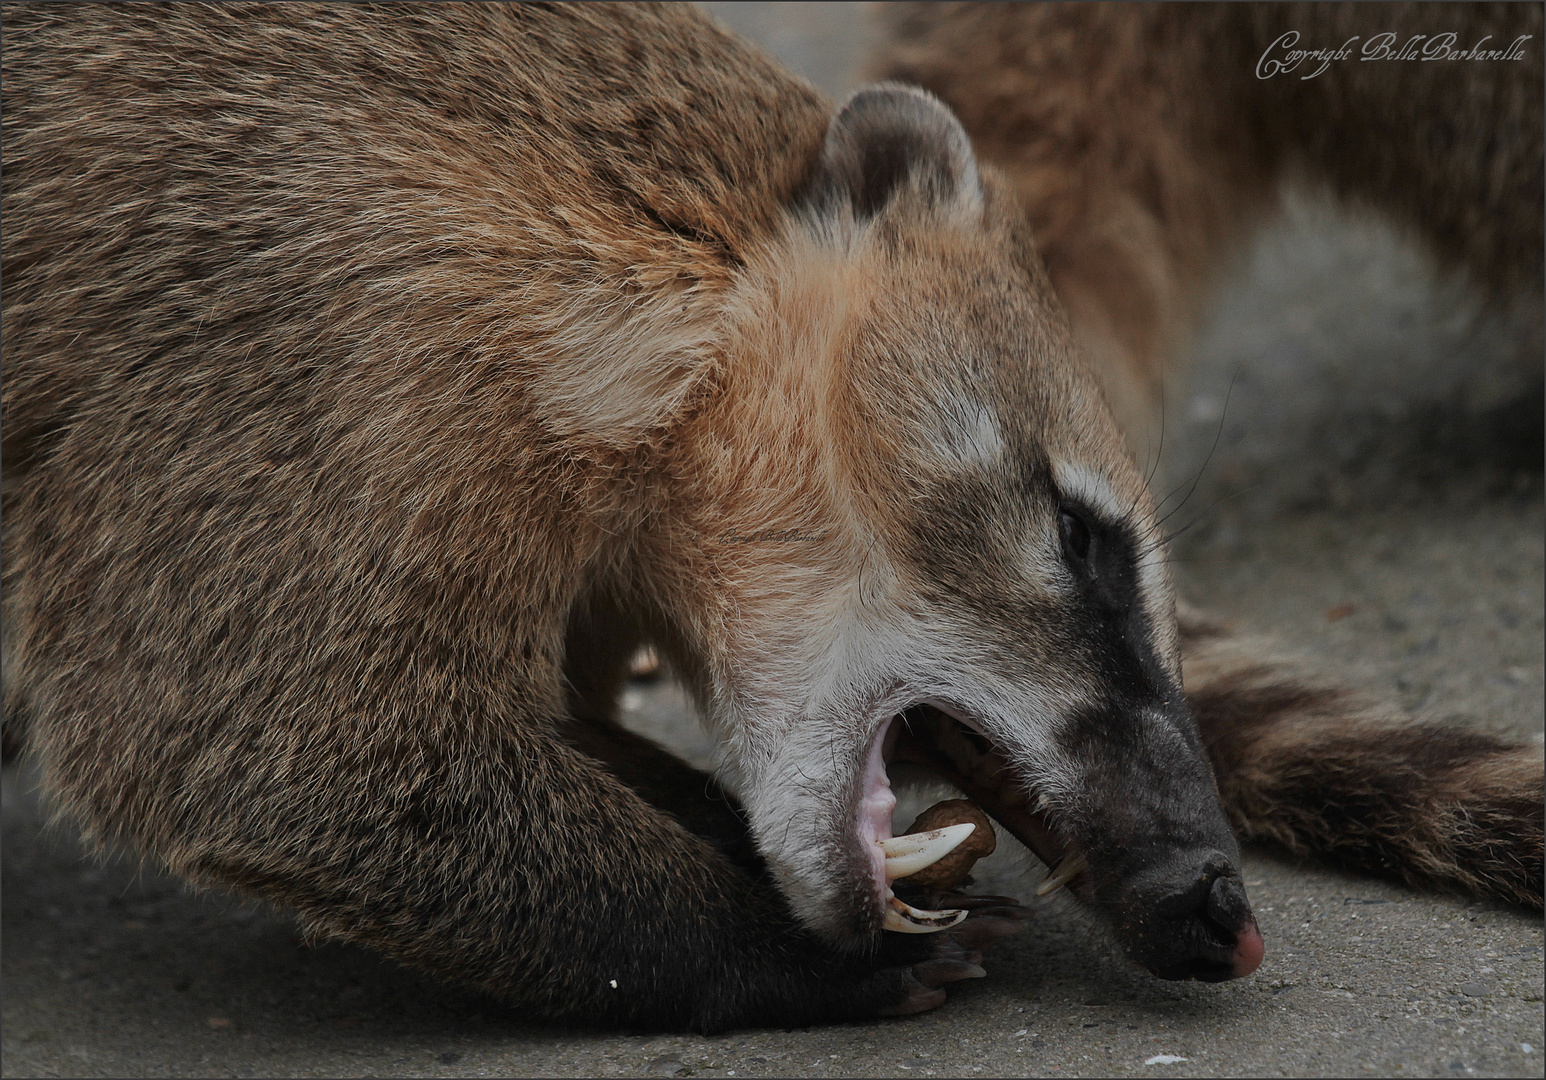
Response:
[[913, 958, 987, 986], [883, 894, 968, 933], [871, 889, 1029, 1019], [877, 971, 948, 1016], [920, 889, 1031, 951]]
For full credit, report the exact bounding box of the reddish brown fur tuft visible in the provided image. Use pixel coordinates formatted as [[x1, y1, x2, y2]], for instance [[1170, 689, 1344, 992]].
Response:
[[1184, 625, 1544, 911]]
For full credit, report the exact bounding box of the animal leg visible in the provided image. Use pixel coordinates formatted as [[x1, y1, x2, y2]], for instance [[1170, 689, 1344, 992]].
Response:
[[561, 713, 761, 871], [39, 703, 1018, 1031]]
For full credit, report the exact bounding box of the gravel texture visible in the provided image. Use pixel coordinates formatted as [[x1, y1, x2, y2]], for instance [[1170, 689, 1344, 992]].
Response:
[[3, 5, 1541, 1077]]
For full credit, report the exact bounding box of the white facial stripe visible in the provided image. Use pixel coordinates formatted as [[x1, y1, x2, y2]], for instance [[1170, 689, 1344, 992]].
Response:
[[1136, 536, 1178, 664], [1050, 460, 1130, 523]]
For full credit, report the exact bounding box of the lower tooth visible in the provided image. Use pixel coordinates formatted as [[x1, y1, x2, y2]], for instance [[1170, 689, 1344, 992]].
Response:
[[882, 894, 968, 934], [1035, 853, 1088, 897]]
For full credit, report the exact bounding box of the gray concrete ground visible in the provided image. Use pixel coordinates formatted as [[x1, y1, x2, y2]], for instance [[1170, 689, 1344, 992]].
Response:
[[4, 4, 1542, 1078]]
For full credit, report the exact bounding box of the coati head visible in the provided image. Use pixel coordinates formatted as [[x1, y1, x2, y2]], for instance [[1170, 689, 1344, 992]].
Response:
[[654, 84, 1262, 984]]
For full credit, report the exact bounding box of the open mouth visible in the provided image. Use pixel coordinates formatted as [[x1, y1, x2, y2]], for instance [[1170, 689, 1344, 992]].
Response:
[[862, 703, 1088, 931], [856, 704, 1266, 983]]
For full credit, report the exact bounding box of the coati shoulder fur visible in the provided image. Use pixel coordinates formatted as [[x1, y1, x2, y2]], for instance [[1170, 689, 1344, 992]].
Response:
[[3, 1, 1258, 1029]]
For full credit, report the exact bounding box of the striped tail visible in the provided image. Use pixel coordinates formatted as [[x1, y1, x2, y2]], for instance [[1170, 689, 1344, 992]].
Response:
[[1181, 613, 1544, 911]]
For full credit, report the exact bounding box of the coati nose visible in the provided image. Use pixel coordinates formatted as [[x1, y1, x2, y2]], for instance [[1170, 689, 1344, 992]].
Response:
[[1229, 913, 1266, 979], [1142, 851, 1264, 981], [1207, 872, 1265, 978]]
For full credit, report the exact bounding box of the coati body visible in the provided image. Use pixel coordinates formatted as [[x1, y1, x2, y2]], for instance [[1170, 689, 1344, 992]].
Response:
[[870, 1, 1545, 441], [0, 2, 1537, 1033]]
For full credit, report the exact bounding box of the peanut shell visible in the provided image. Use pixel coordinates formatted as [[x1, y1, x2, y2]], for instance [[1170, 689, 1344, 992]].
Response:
[[897, 798, 996, 890]]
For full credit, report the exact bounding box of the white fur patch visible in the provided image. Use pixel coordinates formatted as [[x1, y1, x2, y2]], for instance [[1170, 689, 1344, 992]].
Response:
[[932, 393, 1005, 470], [1051, 460, 1132, 524], [525, 281, 717, 444]]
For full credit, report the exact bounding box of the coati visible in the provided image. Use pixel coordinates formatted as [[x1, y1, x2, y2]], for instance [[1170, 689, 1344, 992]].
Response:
[[0, 3, 1537, 1033]]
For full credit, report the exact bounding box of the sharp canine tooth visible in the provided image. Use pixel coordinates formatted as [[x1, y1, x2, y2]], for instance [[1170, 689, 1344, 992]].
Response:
[[1035, 853, 1088, 897], [883, 895, 968, 934], [879, 823, 977, 881]]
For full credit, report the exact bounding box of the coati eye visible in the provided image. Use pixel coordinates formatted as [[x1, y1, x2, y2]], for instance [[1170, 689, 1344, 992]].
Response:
[[1059, 505, 1093, 575]]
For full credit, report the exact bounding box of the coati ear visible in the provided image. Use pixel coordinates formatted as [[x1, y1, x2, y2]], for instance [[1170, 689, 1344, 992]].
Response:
[[806, 82, 982, 224]]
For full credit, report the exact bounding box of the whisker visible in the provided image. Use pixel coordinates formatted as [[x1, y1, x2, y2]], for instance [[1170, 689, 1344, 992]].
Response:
[[1148, 366, 1242, 532], [1137, 478, 1262, 560], [1137, 374, 1168, 506]]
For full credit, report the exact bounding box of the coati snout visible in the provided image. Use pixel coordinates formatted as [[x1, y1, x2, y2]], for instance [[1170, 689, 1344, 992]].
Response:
[[1, 3, 1264, 1030], [883, 699, 1263, 983]]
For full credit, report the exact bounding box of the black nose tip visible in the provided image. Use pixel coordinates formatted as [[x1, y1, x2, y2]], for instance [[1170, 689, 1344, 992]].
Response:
[[1207, 872, 1252, 934], [1134, 851, 1262, 981]]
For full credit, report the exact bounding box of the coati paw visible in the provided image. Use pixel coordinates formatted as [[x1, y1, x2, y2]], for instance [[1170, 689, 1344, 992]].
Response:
[[874, 890, 1029, 1016], [879, 967, 974, 1016], [877, 941, 983, 1016]]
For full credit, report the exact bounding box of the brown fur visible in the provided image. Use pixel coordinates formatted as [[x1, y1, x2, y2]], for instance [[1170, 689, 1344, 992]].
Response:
[[870, 1, 1545, 436], [2, 2, 849, 1029], [4, 1, 1537, 1035], [1182, 620, 1543, 910]]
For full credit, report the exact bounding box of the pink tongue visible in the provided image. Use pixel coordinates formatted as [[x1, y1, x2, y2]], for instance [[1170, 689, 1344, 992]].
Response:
[[1231, 919, 1266, 978]]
